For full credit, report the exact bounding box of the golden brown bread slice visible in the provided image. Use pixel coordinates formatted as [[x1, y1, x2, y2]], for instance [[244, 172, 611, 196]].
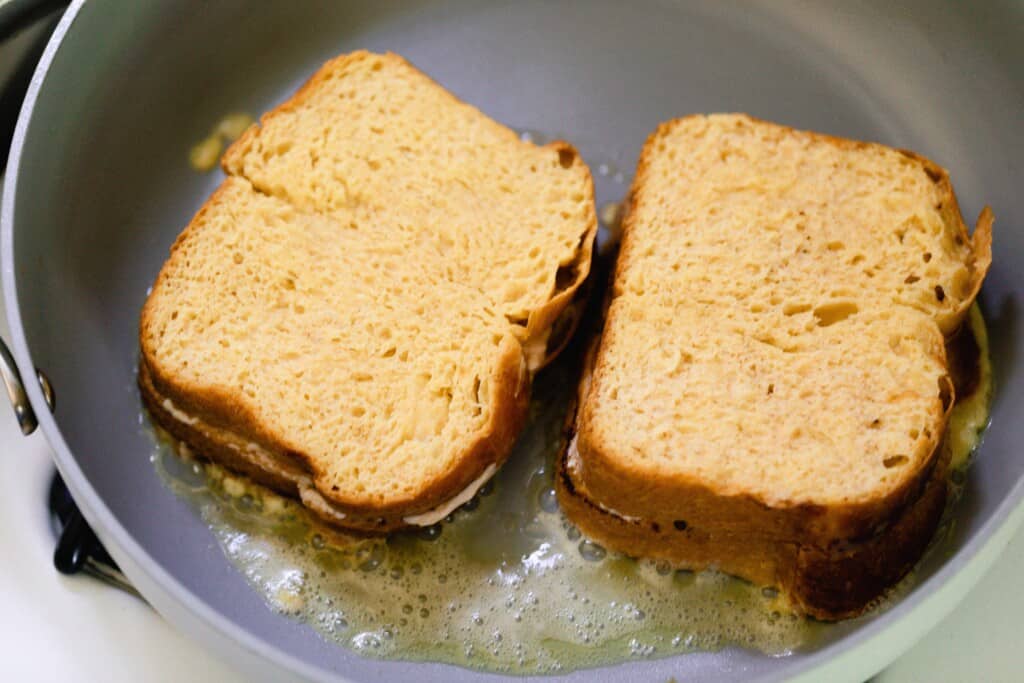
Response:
[[222, 51, 595, 364], [140, 52, 596, 533], [557, 113, 992, 619]]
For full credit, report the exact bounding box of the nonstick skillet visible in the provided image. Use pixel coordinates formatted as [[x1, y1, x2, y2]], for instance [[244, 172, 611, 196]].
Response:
[[3, 2, 1024, 681]]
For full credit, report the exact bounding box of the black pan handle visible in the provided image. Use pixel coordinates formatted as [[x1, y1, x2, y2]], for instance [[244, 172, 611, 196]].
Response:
[[0, 0, 69, 168]]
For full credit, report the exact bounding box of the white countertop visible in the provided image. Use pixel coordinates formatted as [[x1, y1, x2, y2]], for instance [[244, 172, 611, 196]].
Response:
[[0, 294, 1022, 682]]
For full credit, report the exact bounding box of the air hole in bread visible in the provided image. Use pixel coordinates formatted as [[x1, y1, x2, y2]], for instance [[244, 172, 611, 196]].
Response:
[[883, 455, 908, 468], [934, 285, 946, 302], [558, 148, 575, 169], [812, 301, 858, 327], [673, 520, 688, 531], [923, 252, 932, 263], [782, 302, 811, 316], [869, 418, 882, 429], [503, 282, 526, 303], [651, 522, 661, 533], [904, 274, 920, 284]]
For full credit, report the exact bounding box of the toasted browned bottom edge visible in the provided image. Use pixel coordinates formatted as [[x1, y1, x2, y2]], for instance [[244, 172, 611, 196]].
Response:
[[553, 338, 963, 621], [554, 300, 981, 621], [140, 356, 533, 534], [556, 425, 949, 621], [554, 318, 984, 621]]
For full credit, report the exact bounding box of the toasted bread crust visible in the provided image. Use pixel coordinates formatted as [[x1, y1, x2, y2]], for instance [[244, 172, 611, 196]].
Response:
[[140, 189, 559, 531], [141, 52, 594, 533], [556, 325, 955, 620], [559, 114, 990, 618], [140, 346, 529, 533], [556, 431, 949, 620], [576, 115, 986, 530]]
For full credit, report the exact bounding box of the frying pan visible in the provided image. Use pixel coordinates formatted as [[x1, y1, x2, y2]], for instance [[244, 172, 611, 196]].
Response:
[[2, 1, 1023, 681]]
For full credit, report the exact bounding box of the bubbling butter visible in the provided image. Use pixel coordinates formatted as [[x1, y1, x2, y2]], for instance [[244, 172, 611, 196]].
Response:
[[152, 361, 821, 673], [150, 304, 991, 674]]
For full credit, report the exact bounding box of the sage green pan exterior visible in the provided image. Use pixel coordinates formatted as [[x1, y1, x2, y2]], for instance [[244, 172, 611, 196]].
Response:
[[3, 1, 1023, 680]]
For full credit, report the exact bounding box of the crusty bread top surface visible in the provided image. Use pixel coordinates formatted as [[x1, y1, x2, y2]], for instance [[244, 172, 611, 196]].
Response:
[[224, 51, 596, 345], [576, 114, 990, 511], [141, 52, 595, 514]]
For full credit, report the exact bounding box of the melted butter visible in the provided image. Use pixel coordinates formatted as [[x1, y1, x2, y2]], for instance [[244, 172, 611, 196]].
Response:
[[152, 361, 820, 673], [188, 135, 223, 173], [189, 112, 255, 172], [947, 305, 992, 474]]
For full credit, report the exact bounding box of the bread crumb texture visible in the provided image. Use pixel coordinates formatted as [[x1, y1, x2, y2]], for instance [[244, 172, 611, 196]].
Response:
[[581, 114, 990, 508], [142, 52, 595, 510]]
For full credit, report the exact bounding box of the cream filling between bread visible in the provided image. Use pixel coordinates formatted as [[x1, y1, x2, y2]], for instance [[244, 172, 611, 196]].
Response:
[[162, 398, 199, 426], [160, 397, 344, 519], [565, 437, 641, 523], [160, 396, 507, 528], [298, 484, 347, 523], [402, 463, 498, 526], [522, 326, 553, 373]]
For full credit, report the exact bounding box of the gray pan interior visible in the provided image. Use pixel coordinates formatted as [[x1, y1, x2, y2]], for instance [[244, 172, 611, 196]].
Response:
[[3, 1, 1024, 681]]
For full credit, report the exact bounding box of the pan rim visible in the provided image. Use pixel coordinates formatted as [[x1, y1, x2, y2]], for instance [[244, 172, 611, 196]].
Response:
[[2, 2, 1023, 681]]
